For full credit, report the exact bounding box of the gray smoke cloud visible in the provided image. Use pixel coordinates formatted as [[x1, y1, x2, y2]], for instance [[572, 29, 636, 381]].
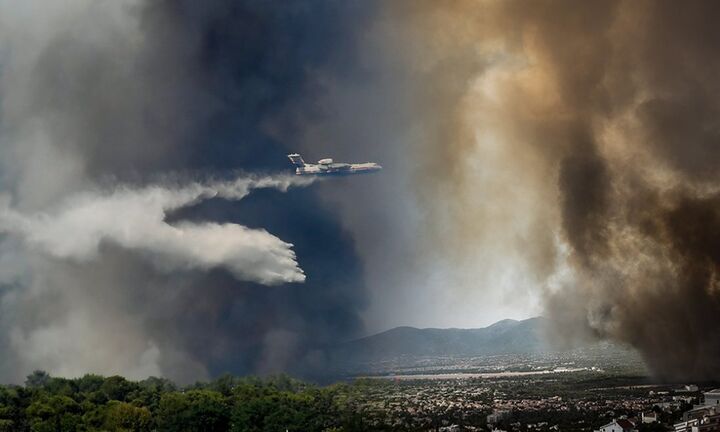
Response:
[[0, 0, 374, 383], [8, 0, 719, 385], [384, 0, 720, 381]]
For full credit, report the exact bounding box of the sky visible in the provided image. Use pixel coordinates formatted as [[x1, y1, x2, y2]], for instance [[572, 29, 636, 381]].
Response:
[[1, 0, 720, 383]]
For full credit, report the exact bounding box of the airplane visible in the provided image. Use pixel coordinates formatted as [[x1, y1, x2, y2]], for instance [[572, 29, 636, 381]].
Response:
[[287, 153, 382, 176]]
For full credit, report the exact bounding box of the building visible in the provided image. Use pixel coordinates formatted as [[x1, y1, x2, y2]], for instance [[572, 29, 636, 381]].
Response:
[[596, 419, 637, 432], [705, 390, 720, 407], [674, 413, 720, 432], [683, 404, 718, 422], [676, 404, 720, 432], [675, 419, 695, 432], [642, 411, 659, 423], [486, 410, 510, 425], [677, 385, 701, 393]]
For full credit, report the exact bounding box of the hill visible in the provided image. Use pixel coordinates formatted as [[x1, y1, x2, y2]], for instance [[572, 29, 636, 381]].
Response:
[[331, 317, 549, 363]]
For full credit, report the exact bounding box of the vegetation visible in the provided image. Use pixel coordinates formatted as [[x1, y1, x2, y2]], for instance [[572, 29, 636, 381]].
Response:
[[0, 371, 389, 432], [0, 369, 696, 431]]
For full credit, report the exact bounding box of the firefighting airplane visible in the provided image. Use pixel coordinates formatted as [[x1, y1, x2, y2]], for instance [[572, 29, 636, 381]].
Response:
[[287, 153, 382, 176]]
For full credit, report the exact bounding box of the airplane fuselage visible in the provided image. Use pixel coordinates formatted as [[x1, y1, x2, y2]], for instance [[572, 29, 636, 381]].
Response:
[[288, 154, 381, 176]]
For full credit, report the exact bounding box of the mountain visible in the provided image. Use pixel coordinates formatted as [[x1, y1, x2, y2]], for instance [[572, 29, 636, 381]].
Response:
[[331, 317, 549, 363]]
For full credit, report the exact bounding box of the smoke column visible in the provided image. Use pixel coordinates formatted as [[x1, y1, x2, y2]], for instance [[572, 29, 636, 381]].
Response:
[[0, 0, 374, 383], [384, 0, 720, 380], [3, 0, 720, 384]]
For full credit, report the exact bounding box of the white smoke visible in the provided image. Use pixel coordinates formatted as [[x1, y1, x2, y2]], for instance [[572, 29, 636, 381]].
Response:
[[0, 175, 313, 285], [0, 0, 358, 383]]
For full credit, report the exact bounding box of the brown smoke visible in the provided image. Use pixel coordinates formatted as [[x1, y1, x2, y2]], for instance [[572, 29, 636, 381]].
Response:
[[390, 0, 720, 380]]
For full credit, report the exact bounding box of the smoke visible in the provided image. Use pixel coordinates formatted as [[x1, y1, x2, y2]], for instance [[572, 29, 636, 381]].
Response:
[[0, 175, 312, 285], [387, 0, 720, 380], [5, 0, 719, 384], [0, 0, 373, 384]]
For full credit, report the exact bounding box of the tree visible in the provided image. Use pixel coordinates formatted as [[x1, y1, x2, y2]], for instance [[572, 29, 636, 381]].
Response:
[[44, 378, 76, 398], [103, 401, 153, 432], [100, 376, 138, 402], [0, 386, 24, 432], [26, 395, 81, 432], [207, 374, 239, 397], [156, 390, 229, 432], [25, 371, 51, 390], [76, 374, 105, 394], [0, 420, 14, 432], [0, 372, 395, 432], [139, 377, 176, 394], [232, 390, 326, 432]]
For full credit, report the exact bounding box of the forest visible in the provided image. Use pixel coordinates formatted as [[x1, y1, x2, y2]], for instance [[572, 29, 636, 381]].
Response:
[[0, 371, 391, 432]]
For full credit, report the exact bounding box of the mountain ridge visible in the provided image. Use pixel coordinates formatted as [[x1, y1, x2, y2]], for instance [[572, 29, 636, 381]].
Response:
[[331, 317, 549, 363], [360, 317, 537, 335]]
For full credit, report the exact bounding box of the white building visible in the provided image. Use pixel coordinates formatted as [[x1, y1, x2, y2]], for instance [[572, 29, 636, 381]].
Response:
[[674, 418, 697, 432], [596, 419, 637, 432], [675, 404, 720, 431], [642, 411, 658, 423], [674, 413, 720, 432]]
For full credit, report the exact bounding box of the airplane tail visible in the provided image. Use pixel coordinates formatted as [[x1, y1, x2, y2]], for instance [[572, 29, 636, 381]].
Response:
[[287, 153, 306, 167]]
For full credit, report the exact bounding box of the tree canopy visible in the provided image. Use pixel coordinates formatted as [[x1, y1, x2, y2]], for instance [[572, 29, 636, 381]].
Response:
[[0, 371, 383, 432]]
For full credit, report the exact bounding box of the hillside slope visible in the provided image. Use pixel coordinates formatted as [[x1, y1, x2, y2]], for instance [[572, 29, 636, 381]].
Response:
[[332, 317, 549, 362]]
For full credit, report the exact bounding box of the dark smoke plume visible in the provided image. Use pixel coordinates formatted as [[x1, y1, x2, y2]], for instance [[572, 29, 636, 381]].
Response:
[[5, 0, 720, 384], [390, 0, 720, 380], [0, 0, 376, 383]]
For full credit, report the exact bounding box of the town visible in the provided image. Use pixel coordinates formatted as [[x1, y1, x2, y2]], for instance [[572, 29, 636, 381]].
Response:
[[346, 373, 719, 431], [335, 347, 720, 431]]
